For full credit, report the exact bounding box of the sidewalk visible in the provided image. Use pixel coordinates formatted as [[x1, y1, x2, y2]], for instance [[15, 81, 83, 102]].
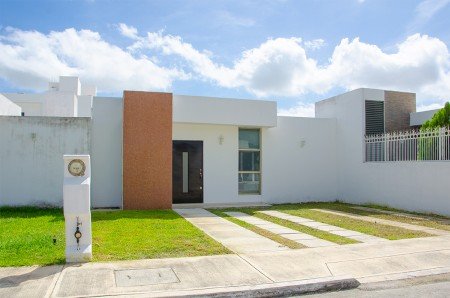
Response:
[[1, 234, 449, 297]]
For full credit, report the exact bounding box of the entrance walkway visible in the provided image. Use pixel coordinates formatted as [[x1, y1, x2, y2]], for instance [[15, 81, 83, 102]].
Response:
[[225, 211, 335, 248], [313, 209, 449, 236], [260, 210, 387, 244], [173, 208, 289, 254]]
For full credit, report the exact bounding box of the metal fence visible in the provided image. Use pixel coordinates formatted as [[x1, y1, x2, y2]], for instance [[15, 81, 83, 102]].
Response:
[[365, 127, 450, 162]]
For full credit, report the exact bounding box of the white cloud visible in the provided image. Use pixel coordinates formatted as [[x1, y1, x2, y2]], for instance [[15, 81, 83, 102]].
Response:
[[0, 27, 186, 92], [304, 39, 325, 50], [1, 25, 450, 111], [129, 29, 450, 102], [417, 102, 445, 112], [118, 23, 138, 39], [409, 0, 450, 31], [278, 103, 315, 117]]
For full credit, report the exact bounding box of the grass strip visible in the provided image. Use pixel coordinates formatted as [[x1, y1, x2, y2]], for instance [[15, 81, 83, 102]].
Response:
[[357, 203, 450, 232], [209, 209, 304, 249], [210, 208, 357, 245], [273, 203, 431, 240]]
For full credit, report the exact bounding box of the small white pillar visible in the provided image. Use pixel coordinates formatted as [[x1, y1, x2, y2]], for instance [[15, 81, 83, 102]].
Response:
[[63, 155, 92, 262]]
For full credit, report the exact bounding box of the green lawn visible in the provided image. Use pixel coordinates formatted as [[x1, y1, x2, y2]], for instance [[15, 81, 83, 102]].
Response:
[[0, 207, 229, 267], [273, 202, 432, 240]]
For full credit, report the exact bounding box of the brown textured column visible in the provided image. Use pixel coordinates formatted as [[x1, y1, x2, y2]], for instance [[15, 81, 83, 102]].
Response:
[[385, 91, 416, 132], [123, 91, 172, 209]]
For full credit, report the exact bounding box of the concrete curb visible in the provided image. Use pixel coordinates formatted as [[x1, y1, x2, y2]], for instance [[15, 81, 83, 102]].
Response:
[[107, 276, 360, 298]]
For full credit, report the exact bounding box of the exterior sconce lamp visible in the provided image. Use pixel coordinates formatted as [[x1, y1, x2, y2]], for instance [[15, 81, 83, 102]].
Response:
[[300, 138, 306, 148], [219, 135, 224, 145]]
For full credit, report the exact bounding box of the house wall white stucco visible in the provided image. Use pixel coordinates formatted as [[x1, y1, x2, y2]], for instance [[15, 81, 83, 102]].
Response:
[[0, 94, 22, 116], [173, 95, 277, 127], [90, 97, 123, 208], [173, 116, 338, 205], [0, 116, 90, 206], [1, 76, 96, 117]]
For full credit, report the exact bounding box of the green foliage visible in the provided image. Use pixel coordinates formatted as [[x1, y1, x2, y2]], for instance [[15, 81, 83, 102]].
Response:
[[421, 102, 450, 129]]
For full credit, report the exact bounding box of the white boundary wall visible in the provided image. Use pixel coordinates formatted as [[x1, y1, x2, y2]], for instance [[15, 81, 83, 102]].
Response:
[[0, 116, 90, 206], [316, 88, 450, 216]]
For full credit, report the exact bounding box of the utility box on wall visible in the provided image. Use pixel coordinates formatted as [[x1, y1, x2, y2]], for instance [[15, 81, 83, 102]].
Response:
[[63, 155, 92, 262]]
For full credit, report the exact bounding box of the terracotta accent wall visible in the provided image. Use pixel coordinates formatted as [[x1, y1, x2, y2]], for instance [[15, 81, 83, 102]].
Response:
[[123, 91, 172, 209], [385, 91, 416, 132]]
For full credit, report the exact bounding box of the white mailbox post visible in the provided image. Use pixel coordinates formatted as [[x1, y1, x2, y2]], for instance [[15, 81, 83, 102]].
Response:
[[63, 155, 92, 262]]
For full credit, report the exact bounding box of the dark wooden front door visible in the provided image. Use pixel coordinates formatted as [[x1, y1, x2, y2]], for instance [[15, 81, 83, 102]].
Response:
[[172, 141, 203, 204]]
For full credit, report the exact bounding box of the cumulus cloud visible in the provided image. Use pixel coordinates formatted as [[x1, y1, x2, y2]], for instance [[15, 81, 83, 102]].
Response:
[[278, 102, 315, 117], [1, 25, 450, 108], [0, 27, 186, 92], [118, 23, 138, 39], [128, 29, 450, 101]]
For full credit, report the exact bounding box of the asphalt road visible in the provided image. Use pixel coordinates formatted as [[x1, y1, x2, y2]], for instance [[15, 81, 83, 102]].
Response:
[[304, 280, 450, 297]]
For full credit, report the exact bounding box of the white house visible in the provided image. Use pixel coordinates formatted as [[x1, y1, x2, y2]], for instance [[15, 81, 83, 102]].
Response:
[[0, 78, 449, 215], [1, 76, 96, 117]]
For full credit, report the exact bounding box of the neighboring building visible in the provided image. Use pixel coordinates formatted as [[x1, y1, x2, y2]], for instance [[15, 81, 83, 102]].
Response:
[[0, 79, 449, 215], [1, 76, 96, 117]]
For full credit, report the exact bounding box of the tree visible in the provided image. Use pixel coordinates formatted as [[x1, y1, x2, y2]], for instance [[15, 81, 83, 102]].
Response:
[[421, 102, 450, 129], [418, 102, 450, 160]]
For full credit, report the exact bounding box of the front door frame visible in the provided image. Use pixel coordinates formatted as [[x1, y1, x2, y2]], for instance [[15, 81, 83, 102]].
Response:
[[172, 140, 204, 204]]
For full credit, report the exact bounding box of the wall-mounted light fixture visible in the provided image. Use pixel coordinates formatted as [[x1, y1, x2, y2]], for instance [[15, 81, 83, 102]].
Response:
[[219, 135, 224, 145], [300, 138, 306, 148]]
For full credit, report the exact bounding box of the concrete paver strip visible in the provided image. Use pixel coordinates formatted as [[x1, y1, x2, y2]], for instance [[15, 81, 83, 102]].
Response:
[[313, 209, 450, 236], [174, 208, 289, 254], [260, 210, 387, 243], [351, 206, 450, 225], [225, 211, 335, 248]]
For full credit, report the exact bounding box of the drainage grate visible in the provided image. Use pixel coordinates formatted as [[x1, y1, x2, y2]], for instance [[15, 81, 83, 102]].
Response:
[[114, 268, 180, 287]]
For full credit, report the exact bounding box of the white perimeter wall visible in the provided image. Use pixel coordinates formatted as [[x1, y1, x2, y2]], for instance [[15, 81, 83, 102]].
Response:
[[173, 116, 337, 205], [263, 117, 337, 204], [317, 89, 450, 216], [91, 97, 123, 208], [0, 116, 90, 206]]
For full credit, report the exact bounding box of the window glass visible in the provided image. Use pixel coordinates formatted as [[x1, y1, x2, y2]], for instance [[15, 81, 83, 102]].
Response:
[[239, 151, 260, 171], [238, 173, 260, 194], [239, 129, 260, 149]]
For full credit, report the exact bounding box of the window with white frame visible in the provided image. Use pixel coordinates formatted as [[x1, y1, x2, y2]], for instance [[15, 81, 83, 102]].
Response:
[[238, 128, 261, 194]]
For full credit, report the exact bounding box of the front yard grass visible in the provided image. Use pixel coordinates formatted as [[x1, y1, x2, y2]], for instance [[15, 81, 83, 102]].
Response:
[[0, 207, 229, 267], [209, 207, 358, 245], [356, 203, 450, 232], [273, 203, 432, 240]]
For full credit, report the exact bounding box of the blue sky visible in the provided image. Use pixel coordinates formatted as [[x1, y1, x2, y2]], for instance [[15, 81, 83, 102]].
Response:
[[1, 0, 450, 116]]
